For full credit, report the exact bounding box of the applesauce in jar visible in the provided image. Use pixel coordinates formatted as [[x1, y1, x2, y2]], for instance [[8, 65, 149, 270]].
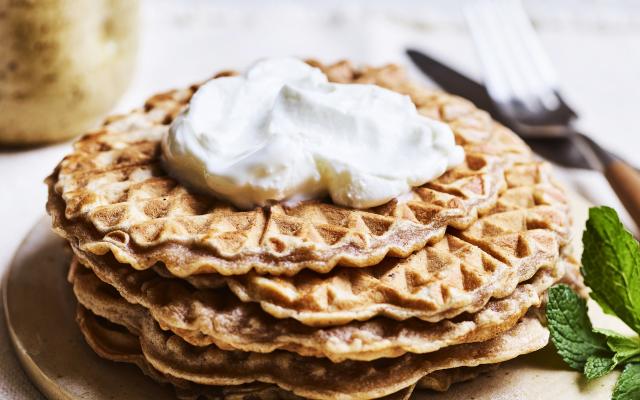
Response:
[[0, 0, 138, 145]]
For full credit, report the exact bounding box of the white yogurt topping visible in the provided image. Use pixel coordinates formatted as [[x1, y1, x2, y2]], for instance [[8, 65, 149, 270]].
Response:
[[162, 58, 465, 209]]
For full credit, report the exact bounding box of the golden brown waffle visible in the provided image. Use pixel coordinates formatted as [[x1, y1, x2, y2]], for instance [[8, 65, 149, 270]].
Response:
[[180, 161, 569, 326], [73, 297, 547, 400], [75, 305, 415, 400], [75, 305, 299, 400], [57, 157, 570, 330], [70, 239, 562, 361], [73, 159, 568, 329], [45, 61, 543, 277], [76, 303, 493, 399]]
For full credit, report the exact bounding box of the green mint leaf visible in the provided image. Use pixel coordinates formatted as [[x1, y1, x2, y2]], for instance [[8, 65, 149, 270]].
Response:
[[549, 208, 640, 398], [609, 335, 640, 366], [592, 328, 640, 368], [582, 207, 640, 333], [584, 355, 615, 380], [594, 328, 640, 359], [612, 363, 640, 400], [547, 285, 611, 370], [594, 328, 629, 338]]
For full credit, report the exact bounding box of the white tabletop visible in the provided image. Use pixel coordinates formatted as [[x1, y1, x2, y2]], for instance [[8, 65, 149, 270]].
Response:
[[1, 1, 639, 398]]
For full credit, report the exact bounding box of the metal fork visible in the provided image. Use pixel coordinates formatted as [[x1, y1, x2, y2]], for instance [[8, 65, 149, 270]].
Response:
[[464, 0, 640, 228]]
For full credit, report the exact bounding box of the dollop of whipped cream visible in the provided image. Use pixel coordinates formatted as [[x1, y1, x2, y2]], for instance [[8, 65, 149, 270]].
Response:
[[162, 58, 465, 209]]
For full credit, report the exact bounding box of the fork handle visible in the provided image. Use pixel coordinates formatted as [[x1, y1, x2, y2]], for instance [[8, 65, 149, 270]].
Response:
[[605, 159, 640, 230]]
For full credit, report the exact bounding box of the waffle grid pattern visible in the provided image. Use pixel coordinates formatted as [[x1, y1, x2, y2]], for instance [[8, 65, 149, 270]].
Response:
[[47, 62, 537, 277]]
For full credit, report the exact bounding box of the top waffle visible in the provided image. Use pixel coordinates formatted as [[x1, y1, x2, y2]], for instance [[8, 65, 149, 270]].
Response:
[[47, 61, 534, 276]]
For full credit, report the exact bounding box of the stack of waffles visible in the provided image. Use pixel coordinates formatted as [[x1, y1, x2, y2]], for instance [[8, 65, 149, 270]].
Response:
[[46, 61, 578, 399]]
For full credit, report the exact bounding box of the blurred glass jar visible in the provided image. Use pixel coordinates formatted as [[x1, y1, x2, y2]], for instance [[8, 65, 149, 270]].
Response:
[[0, 0, 139, 145]]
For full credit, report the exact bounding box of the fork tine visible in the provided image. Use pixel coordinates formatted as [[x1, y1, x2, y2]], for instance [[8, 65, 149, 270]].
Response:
[[501, 0, 560, 110], [465, 0, 560, 111], [465, 1, 531, 105], [491, 0, 537, 106], [495, 0, 553, 110], [506, 0, 559, 89]]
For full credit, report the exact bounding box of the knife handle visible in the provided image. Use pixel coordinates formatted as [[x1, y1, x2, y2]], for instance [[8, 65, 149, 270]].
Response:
[[605, 159, 640, 230]]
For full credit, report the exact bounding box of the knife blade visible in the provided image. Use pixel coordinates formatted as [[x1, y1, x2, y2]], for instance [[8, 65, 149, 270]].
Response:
[[406, 49, 592, 170]]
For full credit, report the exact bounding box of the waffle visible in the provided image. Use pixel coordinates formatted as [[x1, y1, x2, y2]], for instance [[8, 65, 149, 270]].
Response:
[[75, 305, 415, 400], [70, 251, 563, 361], [181, 161, 569, 326], [74, 298, 548, 400], [44, 61, 542, 277], [76, 302, 496, 398], [60, 157, 570, 330], [47, 59, 577, 399]]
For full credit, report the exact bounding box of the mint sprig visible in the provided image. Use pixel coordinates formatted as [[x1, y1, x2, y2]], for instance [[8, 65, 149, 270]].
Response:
[[546, 285, 610, 370], [582, 206, 640, 332], [613, 364, 640, 400], [547, 207, 640, 400]]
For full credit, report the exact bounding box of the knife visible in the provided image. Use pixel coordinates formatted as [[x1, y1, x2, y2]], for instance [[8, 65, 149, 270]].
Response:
[[406, 49, 593, 170]]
